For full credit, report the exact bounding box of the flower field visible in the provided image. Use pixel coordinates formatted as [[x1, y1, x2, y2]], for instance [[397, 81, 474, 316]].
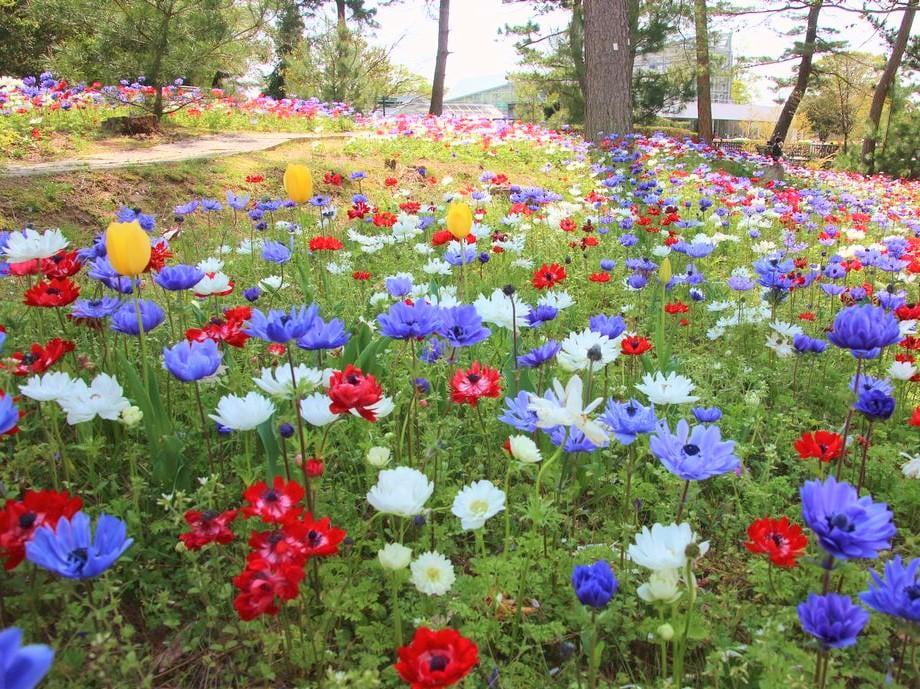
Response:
[[0, 75, 357, 161], [1, 116, 919, 689]]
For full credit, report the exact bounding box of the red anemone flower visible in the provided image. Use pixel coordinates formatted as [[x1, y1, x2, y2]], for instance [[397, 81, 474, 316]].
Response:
[[793, 430, 843, 463], [285, 513, 346, 558], [352, 271, 371, 281], [744, 516, 808, 568], [23, 278, 80, 308], [40, 250, 81, 279], [327, 365, 384, 421], [395, 627, 479, 689], [0, 490, 83, 570], [588, 272, 610, 283], [242, 477, 305, 524], [531, 263, 567, 290], [179, 509, 238, 550], [232, 559, 304, 621], [247, 527, 309, 568], [4, 338, 75, 376], [146, 240, 174, 272], [908, 406, 920, 427], [309, 236, 344, 251], [620, 335, 652, 356], [450, 362, 501, 406], [664, 301, 689, 315]]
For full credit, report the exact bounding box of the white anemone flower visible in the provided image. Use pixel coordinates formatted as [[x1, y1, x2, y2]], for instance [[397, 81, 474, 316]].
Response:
[[635, 371, 699, 405], [628, 522, 709, 571], [57, 373, 131, 425], [637, 568, 683, 604], [194, 272, 232, 297], [299, 393, 340, 426], [451, 480, 506, 530], [473, 288, 530, 330], [378, 543, 412, 570], [557, 328, 620, 372], [367, 466, 433, 517], [410, 551, 455, 596], [528, 375, 609, 446], [901, 452, 920, 479], [2, 228, 69, 263], [209, 392, 274, 430], [253, 365, 323, 399], [889, 360, 917, 381], [508, 435, 542, 463], [196, 257, 224, 273], [20, 372, 77, 402]]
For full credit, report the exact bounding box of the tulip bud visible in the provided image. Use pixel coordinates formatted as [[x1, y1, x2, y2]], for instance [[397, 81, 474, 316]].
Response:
[[446, 201, 473, 240], [283, 163, 313, 203], [658, 256, 673, 284], [105, 221, 151, 276]]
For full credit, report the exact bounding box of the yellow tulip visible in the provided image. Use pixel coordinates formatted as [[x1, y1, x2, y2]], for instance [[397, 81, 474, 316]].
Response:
[[105, 221, 151, 276], [446, 201, 473, 240], [283, 163, 313, 203], [658, 256, 672, 284]]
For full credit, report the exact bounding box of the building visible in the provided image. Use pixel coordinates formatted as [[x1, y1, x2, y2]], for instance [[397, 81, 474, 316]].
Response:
[[445, 83, 518, 118], [373, 95, 505, 119], [662, 102, 782, 138], [635, 33, 734, 103]]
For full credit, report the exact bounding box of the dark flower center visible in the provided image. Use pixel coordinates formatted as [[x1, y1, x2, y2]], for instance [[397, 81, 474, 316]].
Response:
[[307, 530, 323, 547], [587, 345, 602, 362], [905, 584, 920, 601], [346, 374, 360, 385], [264, 490, 279, 502], [827, 513, 855, 533], [682, 444, 700, 456], [770, 533, 786, 548], [467, 373, 481, 384], [47, 288, 60, 295], [22, 354, 38, 364], [201, 510, 219, 522], [428, 654, 449, 672], [68, 547, 89, 570], [19, 512, 37, 529], [625, 404, 637, 417]]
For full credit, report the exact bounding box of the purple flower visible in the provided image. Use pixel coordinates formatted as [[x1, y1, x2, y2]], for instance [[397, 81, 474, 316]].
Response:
[[246, 306, 318, 343], [793, 334, 828, 354], [26, 512, 132, 579], [859, 556, 920, 623], [797, 593, 869, 649], [244, 286, 262, 302], [691, 406, 722, 423], [110, 300, 165, 335], [571, 560, 617, 608], [0, 626, 54, 689], [226, 191, 250, 211], [650, 419, 740, 481], [377, 300, 441, 340], [600, 399, 657, 445], [154, 264, 204, 291], [70, 297, 121, 320], [261, 241, 292, 265], [854, 389, 895, 421], [517, 341, 561, 368], [800, 476, 895, 560], [162, 339, 222, 382], [498, 391, 537, 432], [526, 304, 558, 327], [0, 392, 19, 436], [297, 317, 350, 350], [384, 275, 413, 297], [827, 304, 902, 359], [436, 305, 490, 347], [589, 314, 626, 339]]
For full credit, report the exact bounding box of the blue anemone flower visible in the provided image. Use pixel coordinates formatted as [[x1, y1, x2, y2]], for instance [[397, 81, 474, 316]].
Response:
[[691, 406, 722, 423], [297, 317, 351, 350], [571, 560, 617, 608], [827, 304, 902, 359], [517, 340, 561, 368], [601, 399, 657, 445], [26, 512, 132, 579], [154, 264, 205, 291], [498, 391, 538, 432], [0, 627, 54, 689], [859, 556, 920, 623], [589, 314, 626, 339], [650, 419, 740, 481], [0, 392, 19, 436], [377, 300, 442, 340], [437, 305, 490, 347], [70, 296, 121, 320], [854, 389, 895, 421], [261, 240, 292, 265], [800, 476, 895, 560], [110, 300, 165, 336], [162, 339, 222, 382], [797, 593, 869, 649], [246, 306, 318, 343]]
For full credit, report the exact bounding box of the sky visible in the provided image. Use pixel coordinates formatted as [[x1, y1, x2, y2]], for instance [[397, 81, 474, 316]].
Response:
[[369, 0, 905, 103]]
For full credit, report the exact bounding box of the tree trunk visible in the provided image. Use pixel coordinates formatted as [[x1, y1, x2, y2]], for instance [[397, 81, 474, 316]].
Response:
[[770, 0, 823, 143], [861, 0, 917, 173], [693, 0, 713, 143], [583, 0, 632, 141], [336, 0, 347, 26], [429, 0, 450, 115]]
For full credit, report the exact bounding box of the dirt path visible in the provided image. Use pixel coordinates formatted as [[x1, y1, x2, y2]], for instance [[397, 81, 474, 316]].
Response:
[[1, 131, 356, 177]]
